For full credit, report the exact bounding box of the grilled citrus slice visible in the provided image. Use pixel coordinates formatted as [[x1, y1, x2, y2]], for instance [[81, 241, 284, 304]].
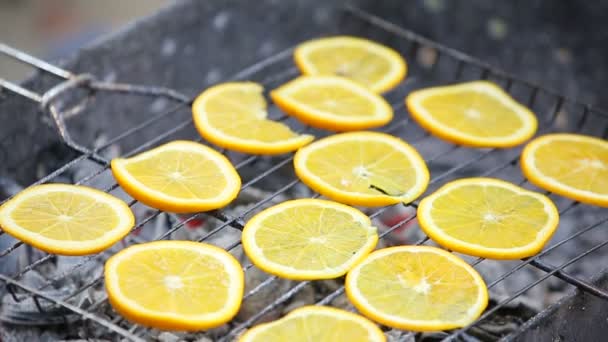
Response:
[[521, 133, 608, 207], [111, 140, 240, 213], [417, 178, 559, 259], [105, 240, 244, 331], [293, 132, 429, 206], [242, 199, 378, 280], [271, 76, 393, 131], [0, 184, 134, 256], [192, 82, 314, 155], [345, 246, 488, 331], [406, 81, 538, 147], [294, 36, 406, 93], [239, 305, 386, 342]]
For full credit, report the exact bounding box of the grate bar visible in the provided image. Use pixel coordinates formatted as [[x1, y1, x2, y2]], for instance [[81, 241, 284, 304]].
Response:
[[344, 5, 608, 118], [0, 274, 144, 342], [527, 259, 608, 299], [450, 237, 608, 340], [0, 78, 42, 102], [0, 43, 73, 79], [225, 184, 607, 338], [224, 281, 311, 341], [1, 5, 608, 342]]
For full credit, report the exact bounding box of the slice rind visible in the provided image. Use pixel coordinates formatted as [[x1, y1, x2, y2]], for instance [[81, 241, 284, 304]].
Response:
[[239, 305, 386, 342], [0, 184, 134, 255], [417, 178, 559, 259], [105, 240, 244, 331], [192, 82, 314, 155], [242, 199, 378, 280], [294, 132, 429, 206], [271, 76, 394, 131], [521, 133, 608, 207], [406, 81, 538, 147], [111, 140, 241, 213], [294, 36, 407, 93], [345, 246, 488, 331]]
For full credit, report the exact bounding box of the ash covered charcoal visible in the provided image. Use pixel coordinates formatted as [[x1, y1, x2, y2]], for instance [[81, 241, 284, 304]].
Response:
[[0, 176, 26, 277], [0, 271, 78, 326], [372, 205, 421, 245]]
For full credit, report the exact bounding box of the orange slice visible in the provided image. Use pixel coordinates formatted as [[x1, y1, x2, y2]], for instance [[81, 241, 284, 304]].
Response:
[[239, 305, 386, 342], [293, 132, 429, 206], [105, 240, 244, 331], [345, 246, 488, 331], [192, 82, 314, 155], [294, 36, 406, 93], [521, 133, 608, 207], [0, 184, 134, 255], [242, 199, 378, 280], [271, 76, 393, 131], [406, 81, 538, 147], [111, 140, 240, 213], [418, 178, 560, 259]]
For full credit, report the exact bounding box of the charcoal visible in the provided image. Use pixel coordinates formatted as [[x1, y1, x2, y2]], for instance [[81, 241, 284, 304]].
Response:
[[386, 330, 416, 342], [238, 266, 293, 322], [281, 283, 315, 314], [1, 0, 607, 339], [157, 332, 181, 342], [1, 285, 78, 325]]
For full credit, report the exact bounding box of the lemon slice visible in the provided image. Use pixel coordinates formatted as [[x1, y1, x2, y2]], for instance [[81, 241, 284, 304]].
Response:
[[521, 133, 608, 207], [239, 305, 386, 342], [242, 199, 378, 280], [271, 76, 393, 131], [0, 184, 134, 256], [418, 178, 559, 259], [406, 81, 538, 147], [294, 36, 407, 93], [293, 132, 429, 206], [111, 140, 241, 213], [105, 240, 244, 331], [192, 82, 314, 155], [345, 246, 488, 331]]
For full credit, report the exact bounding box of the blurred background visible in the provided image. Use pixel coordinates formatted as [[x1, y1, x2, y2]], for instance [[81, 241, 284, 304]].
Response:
[[1, 0, 606, 108], [0, 0, 168, 81]]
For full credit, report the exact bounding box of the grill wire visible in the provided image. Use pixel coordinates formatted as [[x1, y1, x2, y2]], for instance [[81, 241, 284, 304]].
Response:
[[1, 6, 608, 342]]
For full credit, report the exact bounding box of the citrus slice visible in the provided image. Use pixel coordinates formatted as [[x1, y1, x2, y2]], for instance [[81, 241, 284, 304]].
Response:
[[345, 246, 488, 331], [418, 178, 559, 259], [242, 199, 378, 280], [293, 132, 429, 206], [111, 140, 241, 213], [271, 76, 393, 131], [192, 82, 314, 155], [239, 305, 386, 342], [294, 36, 407, 93], [521, 133, 608, 207], [406, 81, 538, 147], [0, 184, 134, 255], [105, 240, 244, 331]]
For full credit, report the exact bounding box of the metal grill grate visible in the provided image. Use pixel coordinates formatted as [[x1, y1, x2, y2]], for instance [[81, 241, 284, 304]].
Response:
[[1, 5, 608, 342]]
